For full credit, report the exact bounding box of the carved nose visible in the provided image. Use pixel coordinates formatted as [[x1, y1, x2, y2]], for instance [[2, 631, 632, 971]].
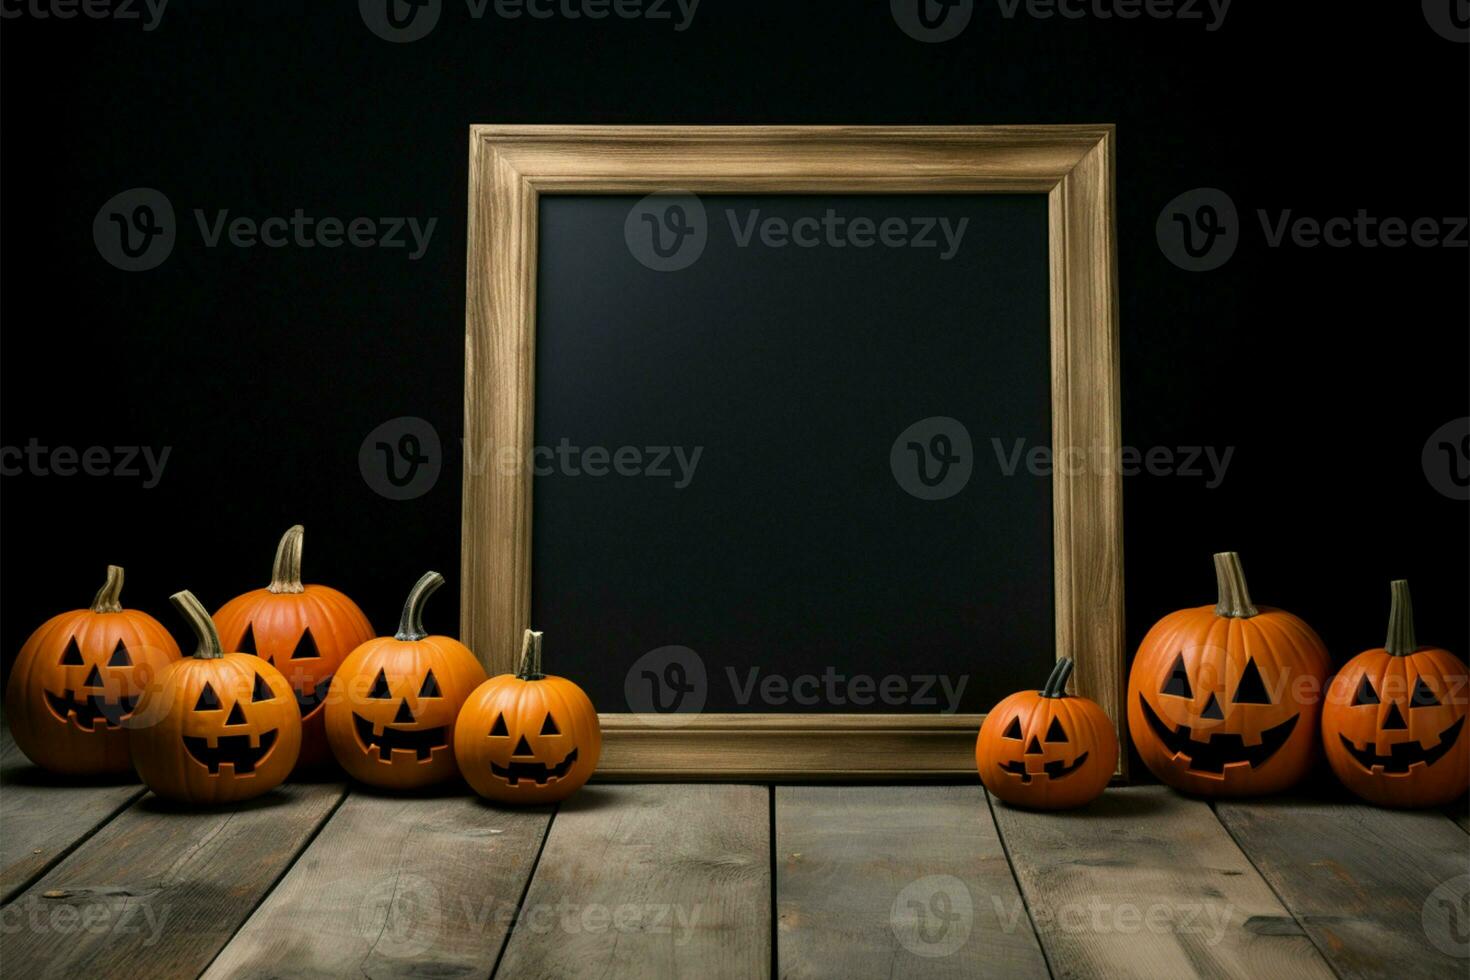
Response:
[[1201, 693, 1224, 720], [1382, 702, 1408, 731], [394, 699, 415, 724], [513, 735, 535, 757], [1025, 736, 1042, 755], [225, 703, 247, 726], [83, 666, 104, 688]]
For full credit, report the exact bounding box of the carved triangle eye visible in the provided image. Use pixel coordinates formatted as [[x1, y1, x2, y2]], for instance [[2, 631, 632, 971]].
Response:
[[1351, 676, 1379, 706], [367, 669, 391, 699], [195, 684, 221, 711], [1232, 658, 1272, 704], [108, 640, 132, 666], [1161, 653, 1192, 698], [418, 671, 442, 698], [60, 637, 85, 666], [1002, 717, 1023, 740], [237, 624, 256, 655], [1044, 716, 1068, 743], [489, 714, 508, 736], [290, 627, 320, 660], [1411, 677, 1441, 708], [541, 713, 560, 735], [252, 673, 273, 702]]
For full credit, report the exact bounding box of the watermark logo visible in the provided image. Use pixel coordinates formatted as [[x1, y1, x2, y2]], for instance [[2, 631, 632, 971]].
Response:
[[1157, 187, 1238, 272], [359, 416, 442, 500], [464, 437, 703, 488], [0, 894, 169, 944], [355, 873, 442, 957], [1423, 0, 1469, 42], [1423, 417, 1470, 501], [891, 875, 974, 957], [94, 188, 176, 272], [0, 439, 171, 488], [360, 0, 443, 42], [995, 0, 1231, 31], [891, 0, 974, 43], [992, 438, 1234, 488], [1, 0, 168, 30], [891, 417, 973, 500], [625, 192, 708, 272], [1423, 874, 1469, 958], [727, 668, 968, 712], [625, 645, 707, 726]]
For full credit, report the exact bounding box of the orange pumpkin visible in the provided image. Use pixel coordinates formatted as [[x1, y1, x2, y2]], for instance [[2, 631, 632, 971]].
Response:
[[976, 658, 1116, 809], [324, 572, 486, 789], [1128, 552, 1330, 797], [455, 629, 602, 804], [5, 566, 180, 774], [213, 525, 373, 768], [1322, 580, 1468, 808], [130, 591, 301, 803]]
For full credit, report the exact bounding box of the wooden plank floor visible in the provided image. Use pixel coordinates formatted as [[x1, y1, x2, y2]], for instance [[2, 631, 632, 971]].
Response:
[[2, 728, 1465, 979]]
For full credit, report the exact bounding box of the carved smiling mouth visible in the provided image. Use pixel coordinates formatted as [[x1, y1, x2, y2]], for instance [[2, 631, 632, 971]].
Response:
[[1339, 717, 1465, 776], [183, 730, 278, 774], [44, 689, 139, 730], [294, 677, 333, 718], [491, 747, 579, 786], [1138, 695, 1298, 774], [353, 712, 447, 762], [999, 752, 1089, 784]]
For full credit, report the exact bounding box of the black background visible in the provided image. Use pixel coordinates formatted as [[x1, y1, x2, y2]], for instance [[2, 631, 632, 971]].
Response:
[[2, 3, 1466, 707]]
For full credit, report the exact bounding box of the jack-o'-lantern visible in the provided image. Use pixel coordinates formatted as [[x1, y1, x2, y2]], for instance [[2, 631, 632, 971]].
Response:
[[1128, 552, 1330, 797], [455, 629, 601, 804], [1323, 580, 1468, 808], [130, 591, 301, 803], [5, 566, 181, 774], [324, 571, 487, 789], [213, 525, 374, 768], [976, 658, 1116, 809]]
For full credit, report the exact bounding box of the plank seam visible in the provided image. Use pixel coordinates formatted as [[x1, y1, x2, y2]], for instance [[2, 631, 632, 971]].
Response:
[[984, 786, 1058, 980], [768, 784, 777, 980], [0, 787, 147, 907], [488, 804, 558, 980], [1207, 801, 1345, 980]]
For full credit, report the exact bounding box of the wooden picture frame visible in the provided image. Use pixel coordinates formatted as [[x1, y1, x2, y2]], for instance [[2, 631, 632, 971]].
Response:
[[462, 125, 1124, 780]]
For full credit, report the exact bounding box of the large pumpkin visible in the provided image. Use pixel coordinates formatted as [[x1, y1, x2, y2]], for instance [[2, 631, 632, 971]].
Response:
[[976, 658, 1116, 809], [1322, 580, 1468, 808], [1128, 552, 1330, 796], [213, 525, 374, 768], [131, 591, 301, 803], [5, 566, 180, 774], [324, 571, 486, 789], [455, 629, 602, 804]]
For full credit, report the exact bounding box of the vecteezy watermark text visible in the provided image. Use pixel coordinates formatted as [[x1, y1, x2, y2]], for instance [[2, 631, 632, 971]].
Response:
[[464, 437, 703, 488], [1, 440, 170, 488], [992, 438, 1234, 488], [0, 0, 168, 30], [360, 0, 700, 43]]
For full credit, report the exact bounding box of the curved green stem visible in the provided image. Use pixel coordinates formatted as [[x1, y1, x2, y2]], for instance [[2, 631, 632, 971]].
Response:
[[171, 590, 225, 659], [1042, 658, 1075, 698], [267, 525, 306, 594], [1212, 552, 1259, 619], [517, 629, 545, 680], [1385, 579, 1418, 656], [395, 571, 444, 641], [90, 565, 125, 613]]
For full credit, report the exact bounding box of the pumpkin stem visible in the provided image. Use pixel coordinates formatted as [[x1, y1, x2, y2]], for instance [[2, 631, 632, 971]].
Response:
[[1042, 658, 1075, 698], [518, 629, 545, 680], [267, 524, 306, 595], [90, 565, 125, 613], [171, 590, 225, 659], [1385, 579, 1418, 657], [394, 571, 444, 642], [1212, 552, 1259, 618]]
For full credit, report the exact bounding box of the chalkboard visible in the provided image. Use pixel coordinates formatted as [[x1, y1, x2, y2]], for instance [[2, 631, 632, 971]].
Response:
[[530, 194, 1053, 716]]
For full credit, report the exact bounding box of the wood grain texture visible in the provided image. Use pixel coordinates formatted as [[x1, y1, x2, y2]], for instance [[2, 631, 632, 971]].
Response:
[[1216, 797, 1470, 979], [776, 785, 1048, 978], [462, 125, 1125, 778], [1446, 796, 1469, 833], [203, 791, 552, 979], [991, 785, 1335, 980], [0, 782, 343, 980], [0, 726, 144, 904], [495, 784, 769, 979]]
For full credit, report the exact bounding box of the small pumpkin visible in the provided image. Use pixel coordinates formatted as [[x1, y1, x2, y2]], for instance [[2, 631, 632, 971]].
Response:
[[4, 566, 181, 775], [1128, 552, 1330, 797], [1322, 580, 1468, 808], [976, 658, 1116, 809], [324, 572, 487, 789], [455, 629, 602, 804], [213, 525, 374, 768], [131, 591, 301, 803]]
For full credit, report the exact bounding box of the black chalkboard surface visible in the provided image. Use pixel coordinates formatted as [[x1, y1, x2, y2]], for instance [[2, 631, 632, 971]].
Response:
[[530, 194, 1053, 715]]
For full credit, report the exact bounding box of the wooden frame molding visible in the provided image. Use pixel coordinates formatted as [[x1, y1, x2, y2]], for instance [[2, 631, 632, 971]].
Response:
[[463, 125, 1124, 780]]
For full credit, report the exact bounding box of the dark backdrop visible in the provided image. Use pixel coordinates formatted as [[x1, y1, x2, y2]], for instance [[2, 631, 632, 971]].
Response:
[[2, 3, 1466, 697]]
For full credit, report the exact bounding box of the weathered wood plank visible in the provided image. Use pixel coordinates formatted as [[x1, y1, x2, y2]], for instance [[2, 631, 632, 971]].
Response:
[[1217, 797, 1470, 979], [991, 785, 1335, 980], [776, 784, 1047, 979], [202, 790, 552, 979], [0, 782, 344, 980], [495, 784, 769, 979], [0, 726, 144, 904], [1446, 796, 1469, 834]]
